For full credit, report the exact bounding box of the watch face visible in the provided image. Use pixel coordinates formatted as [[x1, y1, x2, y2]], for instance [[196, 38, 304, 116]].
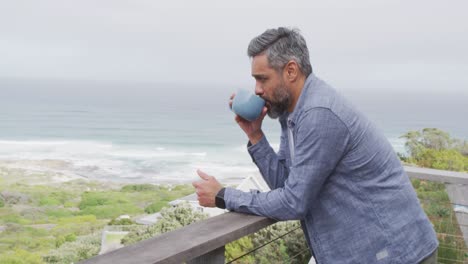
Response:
[[215, 193, 226, 209]]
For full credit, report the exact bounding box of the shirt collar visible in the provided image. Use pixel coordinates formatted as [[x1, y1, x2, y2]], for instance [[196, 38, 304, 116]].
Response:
[[287, 73, 317, 125]]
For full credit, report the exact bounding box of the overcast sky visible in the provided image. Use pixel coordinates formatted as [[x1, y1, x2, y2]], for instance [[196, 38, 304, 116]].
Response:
[[1, 0, 467, 93]]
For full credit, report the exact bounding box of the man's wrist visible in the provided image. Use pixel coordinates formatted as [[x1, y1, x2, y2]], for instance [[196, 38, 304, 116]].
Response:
[[248, 131, 264, 145], [215, 188, 226, 209]]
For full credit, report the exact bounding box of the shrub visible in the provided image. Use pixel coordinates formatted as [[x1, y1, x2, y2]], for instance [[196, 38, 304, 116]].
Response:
[[20, 207, 46, 223], [108, 218, 135, 225], [56, 215, 97, 225], [225, 236, 255, 263], [43, 233, 101, 263], [0, 224, 54, 253], [251, 221, 310, 264], [400, 128, 468, 172], [78, 191, 142, 219], [0, 191, 30, 205], [411, 179, 421, 189], [45, 208, 75, 218], [79, 193, 112, 209], [55, 233, 77, 248], [426, 204, 451, 218], [144, 201, 167, 214], [122, 203, 208, 245], [0, 249, 43, 264], [39, 197, 61, 206], [1, 212, 31, 225], [121, 184, 159, 192]]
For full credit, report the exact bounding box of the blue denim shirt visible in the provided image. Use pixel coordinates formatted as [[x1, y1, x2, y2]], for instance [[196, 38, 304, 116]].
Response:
[[224, 74, 438, 263]]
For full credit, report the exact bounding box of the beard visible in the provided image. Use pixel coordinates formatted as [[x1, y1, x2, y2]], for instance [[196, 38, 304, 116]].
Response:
[[266, 81, 291, 119]]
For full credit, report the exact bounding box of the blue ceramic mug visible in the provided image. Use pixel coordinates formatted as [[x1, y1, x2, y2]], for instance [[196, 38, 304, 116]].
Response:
[[231, 89, 265, 121]]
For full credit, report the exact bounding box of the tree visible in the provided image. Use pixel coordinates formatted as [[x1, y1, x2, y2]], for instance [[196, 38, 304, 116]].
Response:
[[420, 128, 451, 151], [401, 128, 450, 157], [400, 128, 468, 172], [452, 138, 468, 156]]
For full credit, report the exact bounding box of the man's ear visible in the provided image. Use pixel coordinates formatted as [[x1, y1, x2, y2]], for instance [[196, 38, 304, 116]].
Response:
[[284, 60, 299, 82]]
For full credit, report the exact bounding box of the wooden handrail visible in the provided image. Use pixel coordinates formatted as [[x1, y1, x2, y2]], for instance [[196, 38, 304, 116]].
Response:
[[404, 166, 468, 184], [80, 212, 275, 264]]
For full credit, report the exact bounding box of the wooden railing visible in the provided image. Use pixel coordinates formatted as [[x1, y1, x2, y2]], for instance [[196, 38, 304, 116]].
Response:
[[80, 166, 468, 264], [403, 166, 468, 184]]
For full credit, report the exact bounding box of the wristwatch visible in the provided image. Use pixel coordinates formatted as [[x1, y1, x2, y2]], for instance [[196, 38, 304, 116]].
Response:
[[215, 188, 226, 209]]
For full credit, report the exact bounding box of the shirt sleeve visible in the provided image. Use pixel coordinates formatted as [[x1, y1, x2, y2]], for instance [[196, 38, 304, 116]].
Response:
[[247, 134, 290, 189], [225, 108, 350, 220]]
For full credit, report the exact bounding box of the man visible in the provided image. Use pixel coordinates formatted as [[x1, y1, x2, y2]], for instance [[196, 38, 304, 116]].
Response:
[[192, 27, 438, 263]]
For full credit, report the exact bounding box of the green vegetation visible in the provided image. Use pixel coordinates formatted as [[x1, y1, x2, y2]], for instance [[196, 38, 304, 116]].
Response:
[[121, 183, 160, 192], [412, 179, 468, 263], [144, 200, 167, 213], [42, 233, 101, 263], [402, 128, 468, 263], [0, 165, 193, 264], [226, 221, 310, 263], [226, 236, 255, 263], [0, 249, 43, 264], [78, 191, 143, 219], [121, 202, 208, 245], [400, 128, 468, 171], [108, 217, 135, 226]]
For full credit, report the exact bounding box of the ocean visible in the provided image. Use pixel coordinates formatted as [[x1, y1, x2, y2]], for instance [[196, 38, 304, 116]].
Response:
[[0, 79, 467, 185]]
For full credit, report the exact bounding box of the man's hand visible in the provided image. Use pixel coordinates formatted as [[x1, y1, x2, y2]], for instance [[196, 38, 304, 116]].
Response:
[[192, 169, 223, 207], [229, 93, 268, 144]]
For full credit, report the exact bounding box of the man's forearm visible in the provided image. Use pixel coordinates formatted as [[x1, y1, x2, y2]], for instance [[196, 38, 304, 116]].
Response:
[[248, 136, 289, 189]]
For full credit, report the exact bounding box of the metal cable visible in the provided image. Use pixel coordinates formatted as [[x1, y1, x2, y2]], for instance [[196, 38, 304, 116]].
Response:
[[226, 226, 302, 264]]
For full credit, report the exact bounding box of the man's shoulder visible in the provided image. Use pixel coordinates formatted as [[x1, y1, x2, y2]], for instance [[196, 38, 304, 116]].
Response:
[[297, 75, 368, 133], [300, 76, 349, 117]]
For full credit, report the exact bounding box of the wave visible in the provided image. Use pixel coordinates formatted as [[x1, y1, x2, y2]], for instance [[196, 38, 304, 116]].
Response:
[[0, 139, 256, 184], [0, 135, 410, 185], [0, 139, 207, 158]]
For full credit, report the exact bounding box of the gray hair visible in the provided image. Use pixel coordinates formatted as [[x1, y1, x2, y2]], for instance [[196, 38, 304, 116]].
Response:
[[247, 27, 312, 76]]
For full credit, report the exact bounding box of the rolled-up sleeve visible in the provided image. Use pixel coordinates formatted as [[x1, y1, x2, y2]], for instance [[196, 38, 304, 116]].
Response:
[[225, 108, 350, 220]]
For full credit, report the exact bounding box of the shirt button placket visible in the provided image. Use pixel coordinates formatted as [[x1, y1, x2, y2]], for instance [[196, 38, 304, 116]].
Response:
[[287, 118, 295, 161]]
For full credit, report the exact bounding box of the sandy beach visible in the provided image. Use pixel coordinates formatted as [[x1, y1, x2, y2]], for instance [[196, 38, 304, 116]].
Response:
[[0, 159, 88, 186]]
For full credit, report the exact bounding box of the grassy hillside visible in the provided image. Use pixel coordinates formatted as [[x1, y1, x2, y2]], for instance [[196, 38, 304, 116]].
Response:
[[0, 165, 193, 263]]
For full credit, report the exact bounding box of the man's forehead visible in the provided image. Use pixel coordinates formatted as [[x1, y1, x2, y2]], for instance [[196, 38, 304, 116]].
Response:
[[251, 54, 273, 74], [252, 54, 268, 66]]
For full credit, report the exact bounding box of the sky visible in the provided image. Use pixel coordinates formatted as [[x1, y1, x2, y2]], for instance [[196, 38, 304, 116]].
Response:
[[1, 0, 467, 93]]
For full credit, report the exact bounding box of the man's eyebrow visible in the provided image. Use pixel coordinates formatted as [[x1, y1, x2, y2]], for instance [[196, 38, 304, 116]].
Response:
[[252, 74, 267, 79]]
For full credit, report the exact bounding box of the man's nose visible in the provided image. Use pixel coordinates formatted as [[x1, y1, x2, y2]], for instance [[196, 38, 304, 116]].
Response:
[[255, 84, 263, 96]]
